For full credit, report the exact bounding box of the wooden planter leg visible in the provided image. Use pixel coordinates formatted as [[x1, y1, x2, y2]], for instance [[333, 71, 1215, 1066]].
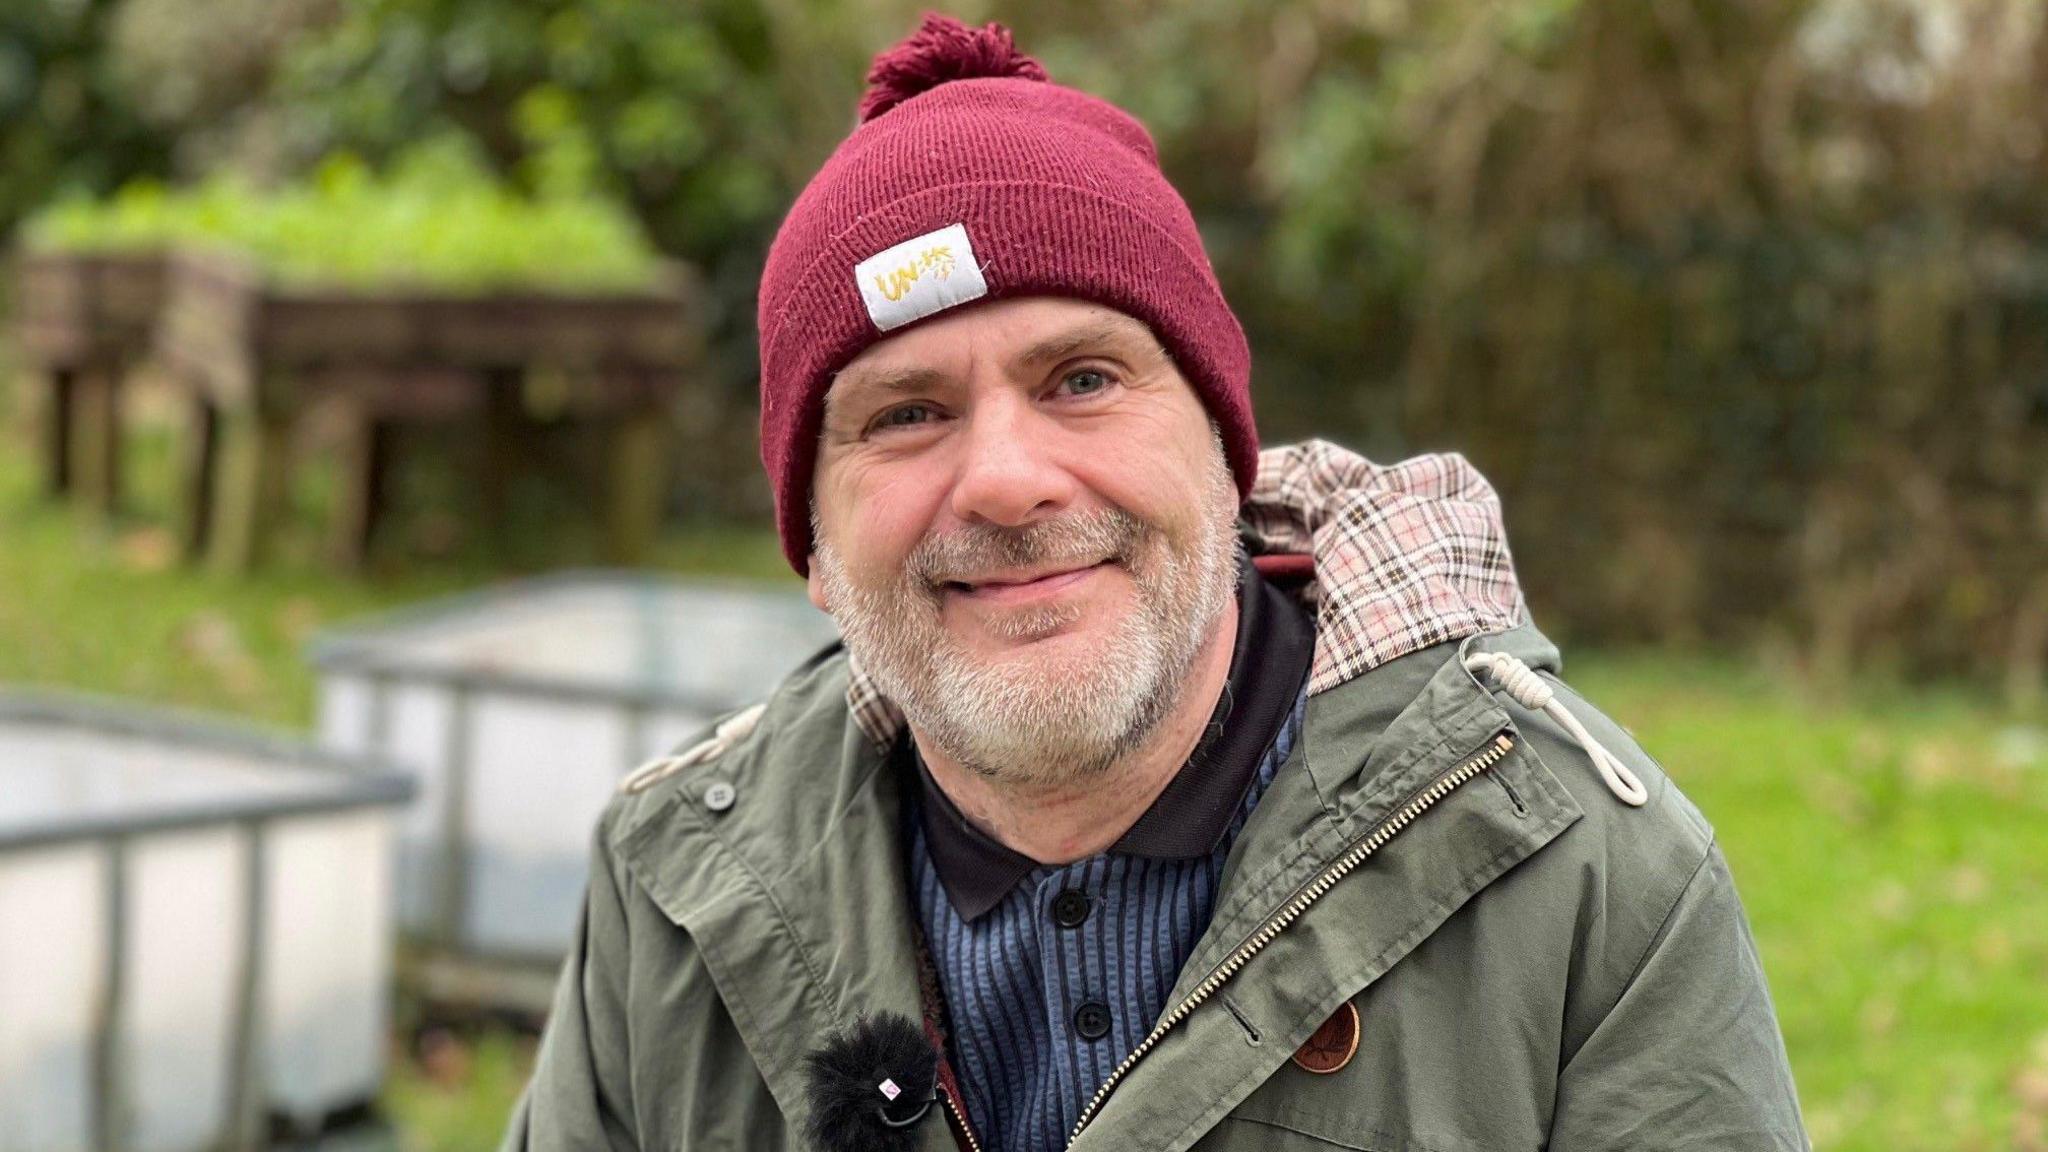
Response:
[[605, 406, 670, 565], [175, 394, 221, 564], [329, 410, 393, 572], [480, 367, 523, 558], [210, 405, 291, 575], [72, 368, 125, 517], [43, 367, 78, 498]]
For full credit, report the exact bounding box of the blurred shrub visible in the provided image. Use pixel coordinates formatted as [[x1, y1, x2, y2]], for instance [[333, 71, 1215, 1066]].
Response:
[[22, 141, 662, 292], [108, 0, 331, 142], [254, 0, 929, 320], [247, 0, 923, 517], [0, 0, 173, 233], [996, 0, 2048, 693]]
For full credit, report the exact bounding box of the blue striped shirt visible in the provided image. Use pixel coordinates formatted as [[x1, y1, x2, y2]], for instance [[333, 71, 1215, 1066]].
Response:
[[909, 693, 1305, 1152]]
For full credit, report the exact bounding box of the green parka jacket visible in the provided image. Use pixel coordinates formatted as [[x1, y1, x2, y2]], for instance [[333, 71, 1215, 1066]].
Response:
[[503, 446, 1808, 1152]]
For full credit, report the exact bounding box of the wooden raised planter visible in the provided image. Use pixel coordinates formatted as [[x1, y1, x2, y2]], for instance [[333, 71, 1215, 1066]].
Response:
[[10, 248, 169, 514], [151, 249, 702, 572]]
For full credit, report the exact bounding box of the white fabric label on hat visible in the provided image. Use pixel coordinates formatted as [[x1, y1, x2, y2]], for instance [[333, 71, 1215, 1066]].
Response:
[[854, 222, 988, 332]]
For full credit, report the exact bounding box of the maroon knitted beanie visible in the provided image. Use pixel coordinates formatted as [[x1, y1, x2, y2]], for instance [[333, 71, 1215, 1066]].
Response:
[[757, 13, 1257, 574]]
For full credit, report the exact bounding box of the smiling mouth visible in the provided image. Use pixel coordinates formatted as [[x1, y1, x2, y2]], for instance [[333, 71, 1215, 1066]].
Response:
[[942, 560, 1113, 598]]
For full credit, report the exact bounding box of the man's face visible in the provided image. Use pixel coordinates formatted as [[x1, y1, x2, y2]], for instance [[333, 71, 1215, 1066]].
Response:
[[808, 296, 1240, 789]]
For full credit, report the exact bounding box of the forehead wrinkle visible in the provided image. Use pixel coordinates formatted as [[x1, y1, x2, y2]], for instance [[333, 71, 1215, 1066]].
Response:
[[1014, 316, 1160, 370]]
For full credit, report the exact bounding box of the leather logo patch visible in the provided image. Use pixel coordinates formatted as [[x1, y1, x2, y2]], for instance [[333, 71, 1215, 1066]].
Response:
[[1290, 1001, 1360, 1075]]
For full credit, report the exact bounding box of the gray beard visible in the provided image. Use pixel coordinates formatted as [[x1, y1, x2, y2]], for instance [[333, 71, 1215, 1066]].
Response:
[[813, 447, 1240, 791]]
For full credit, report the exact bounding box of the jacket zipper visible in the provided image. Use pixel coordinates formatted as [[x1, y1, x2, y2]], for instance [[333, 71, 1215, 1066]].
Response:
[[1064, 731, 1518, 1145], [939, 1083, 984, 1152]]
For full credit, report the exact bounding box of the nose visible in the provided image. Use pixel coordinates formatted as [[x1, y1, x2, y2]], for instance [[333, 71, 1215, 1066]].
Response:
[[945, 392, 1077, 528]]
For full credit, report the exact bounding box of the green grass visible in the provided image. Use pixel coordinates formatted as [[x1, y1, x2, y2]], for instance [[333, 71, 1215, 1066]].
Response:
[[0, 374, 793, 727], [1569, 657, 2048, 1152], [383, 1031, 540, 1152], [2, 375, 2042, 1152]]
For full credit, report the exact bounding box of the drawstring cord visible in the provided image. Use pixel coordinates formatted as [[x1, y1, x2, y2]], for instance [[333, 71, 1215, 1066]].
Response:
[[1463, 652, 1649, 807], [621, 701, 768, 795]]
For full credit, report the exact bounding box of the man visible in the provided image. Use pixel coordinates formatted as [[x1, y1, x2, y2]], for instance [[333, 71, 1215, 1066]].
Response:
[[506, 14, 1807, 1152]]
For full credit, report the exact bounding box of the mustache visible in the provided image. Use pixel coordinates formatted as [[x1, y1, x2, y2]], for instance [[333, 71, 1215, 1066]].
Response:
[[910, 508, 1146, 587]]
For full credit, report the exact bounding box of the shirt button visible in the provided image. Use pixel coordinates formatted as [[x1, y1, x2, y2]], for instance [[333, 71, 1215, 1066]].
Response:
[[703, 781, 736, 813], [1051, 888, 1090, 929], [1073, 1001, 1112, 1042]]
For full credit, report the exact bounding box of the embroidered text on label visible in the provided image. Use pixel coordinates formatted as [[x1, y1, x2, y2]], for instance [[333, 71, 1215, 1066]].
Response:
[[855, 223, 989, 332]]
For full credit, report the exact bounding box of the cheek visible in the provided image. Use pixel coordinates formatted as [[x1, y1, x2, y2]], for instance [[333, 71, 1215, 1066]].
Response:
[[1075, 417, 1217, 527], [822, 456, 950, 573]]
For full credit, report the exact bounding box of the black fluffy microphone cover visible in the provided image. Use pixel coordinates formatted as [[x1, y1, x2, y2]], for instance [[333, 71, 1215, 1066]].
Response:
[[802, 1012, 941, 1152]]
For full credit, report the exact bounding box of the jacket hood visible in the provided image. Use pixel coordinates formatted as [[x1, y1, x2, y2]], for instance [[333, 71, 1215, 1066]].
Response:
[[844, 439, 1529, 748], [1240, 440, 1527, 693]]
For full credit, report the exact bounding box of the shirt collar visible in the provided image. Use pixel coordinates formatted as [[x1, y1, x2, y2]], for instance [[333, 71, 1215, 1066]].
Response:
[[911, 555, 1315, 920]]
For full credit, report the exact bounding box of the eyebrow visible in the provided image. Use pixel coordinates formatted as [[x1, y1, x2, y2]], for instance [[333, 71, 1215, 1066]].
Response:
[[822, 365, 944, 430], [1013, 318, 1151, 369]]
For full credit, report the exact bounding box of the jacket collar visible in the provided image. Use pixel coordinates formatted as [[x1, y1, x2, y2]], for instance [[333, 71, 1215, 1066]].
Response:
[[1076, 624, 1584, 1152], [911, 554, 1315, 920]]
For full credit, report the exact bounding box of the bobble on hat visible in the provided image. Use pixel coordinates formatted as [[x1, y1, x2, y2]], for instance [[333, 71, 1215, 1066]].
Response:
[[858, 13, 1049, 123]]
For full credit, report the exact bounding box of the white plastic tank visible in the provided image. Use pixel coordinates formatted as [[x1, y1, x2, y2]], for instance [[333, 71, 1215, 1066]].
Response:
[[0, 692, 414, 1152], [309, 572, 839, 970]]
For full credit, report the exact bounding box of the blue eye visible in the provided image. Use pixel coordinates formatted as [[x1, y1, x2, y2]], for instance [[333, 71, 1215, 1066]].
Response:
[[876, 404, 933, 428], [1062, 369, 1112, 396]]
